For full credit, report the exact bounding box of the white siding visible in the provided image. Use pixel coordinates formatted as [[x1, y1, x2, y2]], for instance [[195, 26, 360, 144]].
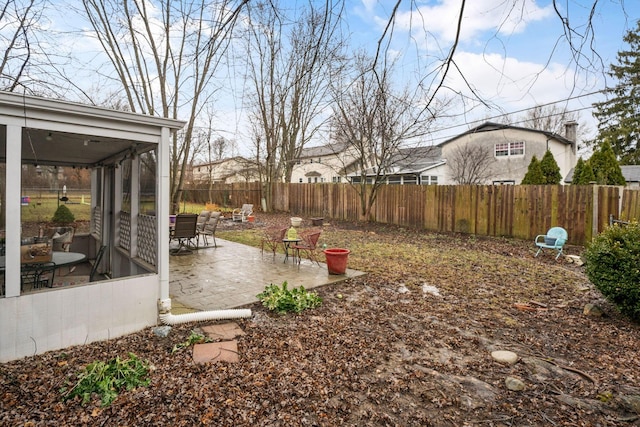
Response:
[[0, 276, 158, 362]]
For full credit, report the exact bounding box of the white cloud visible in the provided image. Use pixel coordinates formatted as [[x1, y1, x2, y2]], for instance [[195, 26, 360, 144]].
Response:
[[446, 51, 575, 106], [392, 0, 553, 44]]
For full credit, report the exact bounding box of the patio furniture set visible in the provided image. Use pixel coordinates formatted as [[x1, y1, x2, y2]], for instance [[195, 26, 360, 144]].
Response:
[[0, 227, 107, 294], [261, 217, 323, 266], [170, 210, 224, 255]]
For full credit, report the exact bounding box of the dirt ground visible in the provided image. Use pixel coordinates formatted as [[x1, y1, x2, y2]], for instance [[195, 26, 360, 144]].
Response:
[[2, 213, 639, 426]]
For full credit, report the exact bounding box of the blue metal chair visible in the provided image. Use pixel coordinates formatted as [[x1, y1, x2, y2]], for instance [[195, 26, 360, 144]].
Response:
[[535, 227, 568, 260]]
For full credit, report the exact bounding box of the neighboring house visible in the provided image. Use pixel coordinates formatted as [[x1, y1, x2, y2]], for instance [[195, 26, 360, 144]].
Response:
[[291, 142, 360, 184], [192, 156, 260, 184], [564, 165, 640, 189], [0, 91, 185, 362], [349, 146, 445, 185], [307, 121, 578, 186], [434, 121, 578, 185]]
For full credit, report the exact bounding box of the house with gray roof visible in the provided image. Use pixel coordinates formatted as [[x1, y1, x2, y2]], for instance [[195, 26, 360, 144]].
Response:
[[300, 121, 578, 186], [564, 165, 640, 189]]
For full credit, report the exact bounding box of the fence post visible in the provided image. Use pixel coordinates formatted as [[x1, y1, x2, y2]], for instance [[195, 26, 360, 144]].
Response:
[[592, 185, 599, 239]]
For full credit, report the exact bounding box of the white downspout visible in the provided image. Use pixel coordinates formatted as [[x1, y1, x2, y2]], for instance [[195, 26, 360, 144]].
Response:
[[158, 298, 251, 325]]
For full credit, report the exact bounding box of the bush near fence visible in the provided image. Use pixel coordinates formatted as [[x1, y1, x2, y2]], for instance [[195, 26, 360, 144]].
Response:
[[181, 183, 640, 246]]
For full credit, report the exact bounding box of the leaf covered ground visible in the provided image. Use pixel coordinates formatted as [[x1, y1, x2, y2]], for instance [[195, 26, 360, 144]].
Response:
[[2, 213, 639, 426]]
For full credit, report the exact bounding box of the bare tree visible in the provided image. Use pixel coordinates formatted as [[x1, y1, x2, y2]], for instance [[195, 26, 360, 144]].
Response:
[[0, 0, 47, 92], [243, 0, 345, 211], [331, 52, 437, 221], [448, 144, 493, 184], [82, 0, 247, 213], [518, 105, 588, 139]]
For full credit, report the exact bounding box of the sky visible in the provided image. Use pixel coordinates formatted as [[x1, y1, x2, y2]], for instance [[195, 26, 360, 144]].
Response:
[[5, 0, 640, 157], [341, 0, 640, 148]]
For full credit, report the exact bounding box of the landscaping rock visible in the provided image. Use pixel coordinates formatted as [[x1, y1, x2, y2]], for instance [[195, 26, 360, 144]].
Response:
[[422, 283, 441, 297], [584, 303, 604, 317], [505, 376, 526, 391], [565, 254, 584, 265], [491, 350, 518, 365], [153, 325, 172, 338]]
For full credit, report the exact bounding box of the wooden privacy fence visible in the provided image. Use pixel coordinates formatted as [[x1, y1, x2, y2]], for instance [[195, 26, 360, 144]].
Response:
[[197, 182, 640, 246]]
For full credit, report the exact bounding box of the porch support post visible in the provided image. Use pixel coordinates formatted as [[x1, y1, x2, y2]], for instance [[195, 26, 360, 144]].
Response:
[[5, 125, 21, 297], [158, 127, 170, 303], [130, 157, 140, 257]]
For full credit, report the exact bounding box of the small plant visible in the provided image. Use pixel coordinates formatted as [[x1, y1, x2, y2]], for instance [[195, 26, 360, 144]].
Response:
[[172, 330, 212, 354], [61, 353, 151, 407], [257, 281, 322, 313], [51, 204, 75, 224], [584, 221, 640, 322]]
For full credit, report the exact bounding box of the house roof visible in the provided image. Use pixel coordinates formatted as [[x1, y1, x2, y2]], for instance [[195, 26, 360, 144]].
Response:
[[564, 165, 640, 183], [298, 141, 350, 158], [195, 156, 255, 168], [438, 121, 575, 147], [350, 146, 445, 177]]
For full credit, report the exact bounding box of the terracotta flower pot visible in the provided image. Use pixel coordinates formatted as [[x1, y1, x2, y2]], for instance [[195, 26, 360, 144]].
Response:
[[323, 248, 350, 275]]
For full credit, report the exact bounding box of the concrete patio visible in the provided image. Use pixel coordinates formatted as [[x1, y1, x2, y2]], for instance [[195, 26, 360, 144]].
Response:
[[169, 238, 365, 312]]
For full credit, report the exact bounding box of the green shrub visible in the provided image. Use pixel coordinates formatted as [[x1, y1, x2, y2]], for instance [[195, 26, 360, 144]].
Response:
[[61, 353, 151, 406], [584, 221, 640, 321], [51, 204, 75, 224], [257, 281, 322, 313]]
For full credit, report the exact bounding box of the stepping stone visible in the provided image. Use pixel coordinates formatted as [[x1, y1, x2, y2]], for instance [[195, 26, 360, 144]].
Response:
[[201, 322, 246, 340], [193, 341, 239, 364]]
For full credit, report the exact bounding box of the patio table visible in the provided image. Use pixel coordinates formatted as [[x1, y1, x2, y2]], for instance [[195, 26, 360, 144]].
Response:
[[0, 251, 88, 290], [282, 238, 302, 263], [0, 251, 87, 270]]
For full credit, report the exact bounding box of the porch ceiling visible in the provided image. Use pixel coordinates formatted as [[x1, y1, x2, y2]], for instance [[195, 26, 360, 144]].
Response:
[[16, 128, 154, 168]]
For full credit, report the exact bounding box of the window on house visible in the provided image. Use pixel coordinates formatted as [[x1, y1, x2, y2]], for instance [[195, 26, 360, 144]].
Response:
[[317, 158, 322, 163], [296, 159, 301, 165], [314, 177, 318, 183], [495, 141, 525, 157], [332, 176, 341, 183], [492, 180, 515, 185], [388, 176, 402, 185], [404, 176, 417, 185], [299, 178, 303, 183], [307, 177, 312, 183], [510, 141, 524, 155], [421, 175, 438, 185], [310, 159, 313, 163]]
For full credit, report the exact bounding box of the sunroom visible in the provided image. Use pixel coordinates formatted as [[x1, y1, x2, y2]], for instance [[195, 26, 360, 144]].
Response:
[[0, 91, 185, 362]]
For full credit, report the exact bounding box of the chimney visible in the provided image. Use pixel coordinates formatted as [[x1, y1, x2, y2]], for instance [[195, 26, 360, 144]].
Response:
[[565, 121, 577, 153]]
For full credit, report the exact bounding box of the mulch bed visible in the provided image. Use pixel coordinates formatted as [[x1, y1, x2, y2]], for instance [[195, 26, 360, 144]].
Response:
[[2, 213, 639, 426]]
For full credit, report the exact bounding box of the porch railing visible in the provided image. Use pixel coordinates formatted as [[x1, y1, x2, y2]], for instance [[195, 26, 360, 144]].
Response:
[[138, 214, 157, 266]]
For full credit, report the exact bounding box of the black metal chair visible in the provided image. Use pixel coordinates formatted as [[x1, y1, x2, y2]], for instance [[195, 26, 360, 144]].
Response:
[[21, 261, 56, 290], [170, 214, 198, 254], [89, 245, 108, 282]]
